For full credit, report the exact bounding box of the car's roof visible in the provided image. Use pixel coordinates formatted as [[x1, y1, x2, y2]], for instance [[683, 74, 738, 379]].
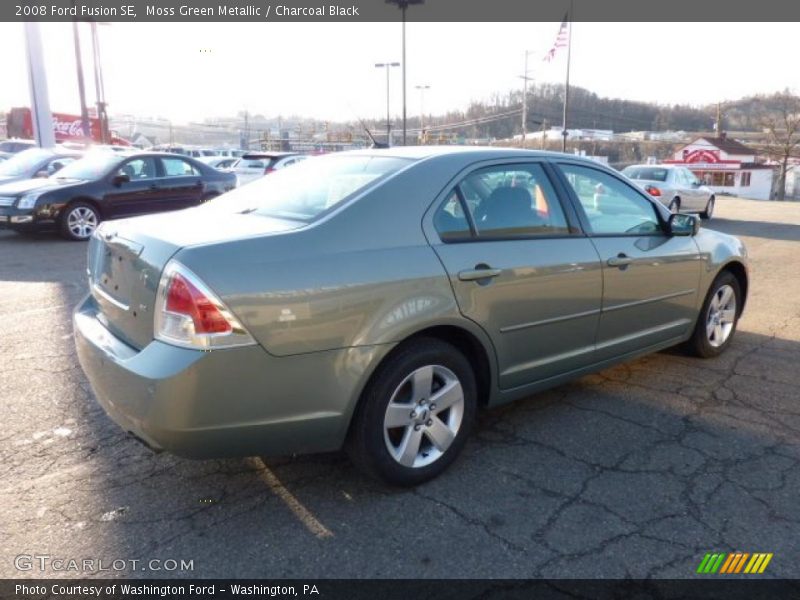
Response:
[[340, 145, 591, 163]]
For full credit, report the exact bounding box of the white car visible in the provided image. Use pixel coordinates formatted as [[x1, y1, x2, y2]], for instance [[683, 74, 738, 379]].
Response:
[[232, 152, 307, 186], [621, 164, 716, 219], [198, 156, 238, 171]]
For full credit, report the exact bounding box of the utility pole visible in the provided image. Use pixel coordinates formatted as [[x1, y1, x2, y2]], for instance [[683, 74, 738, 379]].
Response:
[[520, 50, 534, 146], [71, 20, 91, 142], [89, 22, 110, 143], [715, 102, 724, 136]]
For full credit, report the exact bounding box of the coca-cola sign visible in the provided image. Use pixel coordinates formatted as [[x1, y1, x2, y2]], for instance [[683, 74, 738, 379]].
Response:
[[52, 115, 93, 139], [7, 107, 131, 146]]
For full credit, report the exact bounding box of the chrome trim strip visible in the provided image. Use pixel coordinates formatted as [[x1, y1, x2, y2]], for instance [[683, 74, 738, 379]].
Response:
[[603, 289, 696, 313], [500, 307, 602, 333], [91, 283, 130, 312]]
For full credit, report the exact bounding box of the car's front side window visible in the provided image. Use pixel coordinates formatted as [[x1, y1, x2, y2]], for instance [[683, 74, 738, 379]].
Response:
[[558, 163, 661, 236]]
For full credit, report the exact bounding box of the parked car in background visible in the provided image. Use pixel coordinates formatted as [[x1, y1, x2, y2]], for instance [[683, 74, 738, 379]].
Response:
[[73, 147, 748, 485], [232, 152, 307, 186], [0, 147, 82, 186], [0, 139, 37, 154], [199, 156, 238, 170], [0, 151, 11, 163], [0, 151, 236, 240], [622, 164, 716, 219], [215, 149, 245, 158]]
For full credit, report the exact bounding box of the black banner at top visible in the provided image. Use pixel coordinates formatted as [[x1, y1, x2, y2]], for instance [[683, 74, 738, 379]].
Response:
[[3, 0, 800, 22]]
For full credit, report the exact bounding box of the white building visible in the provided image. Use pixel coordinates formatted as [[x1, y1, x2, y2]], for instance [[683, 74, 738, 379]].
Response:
[[664, 135, 774, 200]]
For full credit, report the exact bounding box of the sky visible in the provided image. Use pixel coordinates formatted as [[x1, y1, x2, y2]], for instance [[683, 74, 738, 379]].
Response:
[[1, 22, 798, 125]]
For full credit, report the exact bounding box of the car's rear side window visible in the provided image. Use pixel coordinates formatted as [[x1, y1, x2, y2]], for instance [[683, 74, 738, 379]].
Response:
[[434, 162, 571, 242]]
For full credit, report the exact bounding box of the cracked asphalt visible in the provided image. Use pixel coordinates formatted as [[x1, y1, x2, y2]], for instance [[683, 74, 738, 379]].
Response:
[[1, 197, 799, 579]]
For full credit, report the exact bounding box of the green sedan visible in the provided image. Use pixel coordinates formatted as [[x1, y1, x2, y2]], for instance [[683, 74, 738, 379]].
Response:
[[74, 147, 748, 485]]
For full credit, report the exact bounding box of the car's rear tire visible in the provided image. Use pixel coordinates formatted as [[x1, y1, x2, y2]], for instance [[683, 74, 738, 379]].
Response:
[[700, 196, 715, 220], [60, 201, 100, 241], [668, 198, 681, 213], [685, 271, 741, 358], [347, 338, 477, 486]]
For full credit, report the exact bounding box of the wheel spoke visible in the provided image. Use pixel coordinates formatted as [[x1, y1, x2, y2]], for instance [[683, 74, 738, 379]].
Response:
[[706, 319, 716, 339], [396, 426, 423, 467], [384, 403, 413, 429], [720, 309, 736, 324], [719, 286, 734, 308], [430, 379, 462, 413], [714, 323, 724, 343], [710, 293, 720, 311], [411, 365, 433, 403], [425, 417, 455, 452]]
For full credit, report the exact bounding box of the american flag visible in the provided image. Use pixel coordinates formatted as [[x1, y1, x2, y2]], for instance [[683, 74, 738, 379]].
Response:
[[543, 15, 570, 62]]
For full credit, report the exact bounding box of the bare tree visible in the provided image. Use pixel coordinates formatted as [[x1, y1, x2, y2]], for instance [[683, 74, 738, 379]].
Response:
[[761, 91, 800, 201]]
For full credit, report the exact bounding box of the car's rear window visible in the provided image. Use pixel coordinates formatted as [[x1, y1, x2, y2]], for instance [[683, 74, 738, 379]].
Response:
[[206, 154, 411, 221], [623, 167, 669, 182]]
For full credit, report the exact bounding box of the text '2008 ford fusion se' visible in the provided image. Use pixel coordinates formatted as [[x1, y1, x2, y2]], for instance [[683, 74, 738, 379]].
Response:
[[74, 147, 748, 485]]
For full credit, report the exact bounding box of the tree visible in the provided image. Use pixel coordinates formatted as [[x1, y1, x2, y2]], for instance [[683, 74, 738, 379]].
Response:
[[761, 91, 800, 201]]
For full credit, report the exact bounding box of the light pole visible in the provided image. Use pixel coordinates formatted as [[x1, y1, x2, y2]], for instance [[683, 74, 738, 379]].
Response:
[[386, 0, 424, 145], [415, 84, 429, 143], [375, 62, 400, 145]]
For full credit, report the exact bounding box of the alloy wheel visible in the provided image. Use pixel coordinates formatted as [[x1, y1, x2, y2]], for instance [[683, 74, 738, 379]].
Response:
[[67, 206, 98, 239], [383, 364, 464, 468], [706, 284, 736, 347]]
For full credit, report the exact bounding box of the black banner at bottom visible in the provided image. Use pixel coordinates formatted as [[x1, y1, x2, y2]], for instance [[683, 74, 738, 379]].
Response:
[[3, 579, 800, 600]]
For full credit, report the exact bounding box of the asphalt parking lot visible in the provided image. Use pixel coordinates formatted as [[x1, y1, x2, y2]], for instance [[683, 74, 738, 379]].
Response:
[[1, 196, 799, 579]]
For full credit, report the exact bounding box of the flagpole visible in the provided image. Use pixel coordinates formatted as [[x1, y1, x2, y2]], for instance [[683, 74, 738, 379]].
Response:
[[561, 3, 573, 153]]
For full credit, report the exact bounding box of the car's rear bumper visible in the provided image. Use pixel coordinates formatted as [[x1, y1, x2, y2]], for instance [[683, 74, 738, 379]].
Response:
[[74, 294, 385, 458]]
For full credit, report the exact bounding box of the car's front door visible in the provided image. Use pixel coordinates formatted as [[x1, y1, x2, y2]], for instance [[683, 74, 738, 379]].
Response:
[[555, 162, 703, 362], [103, 157, 160, 217], [157, 156, 204, 210], [426, 161, 603, 390], [680, 168, 707, 211]]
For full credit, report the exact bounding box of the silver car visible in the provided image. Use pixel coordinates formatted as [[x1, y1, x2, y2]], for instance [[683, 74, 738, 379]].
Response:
[[622, 164, 715, 219]]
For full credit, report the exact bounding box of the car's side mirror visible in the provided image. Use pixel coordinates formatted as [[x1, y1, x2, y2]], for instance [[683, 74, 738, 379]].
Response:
[[668, 213, 699, 236], [691, 180, 701, 188], [112, 173, 130, 186], [34, 169, 48, 178]]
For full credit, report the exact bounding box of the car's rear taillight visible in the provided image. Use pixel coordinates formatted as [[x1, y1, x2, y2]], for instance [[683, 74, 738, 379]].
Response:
[[645, 185, 662, 197], [154, 260, 255, 349], [264, 166, 275, 174]]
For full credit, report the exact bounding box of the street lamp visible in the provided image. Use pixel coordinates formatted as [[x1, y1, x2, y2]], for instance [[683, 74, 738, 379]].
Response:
[[375, 62, 400, 145], [386, 0, 424, 145], [415, 84, 430, 143]]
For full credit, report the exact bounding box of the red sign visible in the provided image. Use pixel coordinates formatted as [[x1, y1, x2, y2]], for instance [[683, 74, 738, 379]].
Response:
[[683, 149, 720, 163], [6, 107, 131, 146]]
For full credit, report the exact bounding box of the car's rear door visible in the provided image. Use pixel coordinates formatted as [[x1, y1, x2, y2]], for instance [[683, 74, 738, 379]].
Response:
[[156, 156, 204, 210], [425, 160, 603, 390], [554, 161, 703, 362]]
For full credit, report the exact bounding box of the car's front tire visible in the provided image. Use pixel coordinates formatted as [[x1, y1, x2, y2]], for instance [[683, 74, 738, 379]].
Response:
[[347, 338, 477, 486], [685, 271, 741, 358], [60, 201, 100, 241]]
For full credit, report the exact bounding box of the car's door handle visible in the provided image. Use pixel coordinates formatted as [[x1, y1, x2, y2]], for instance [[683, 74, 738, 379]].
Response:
[[607, 254, 633, 268], [458, 267, 502, 281]]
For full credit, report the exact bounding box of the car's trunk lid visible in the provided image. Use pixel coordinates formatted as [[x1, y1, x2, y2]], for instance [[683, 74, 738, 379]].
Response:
[[87, 209, 302, 350]]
